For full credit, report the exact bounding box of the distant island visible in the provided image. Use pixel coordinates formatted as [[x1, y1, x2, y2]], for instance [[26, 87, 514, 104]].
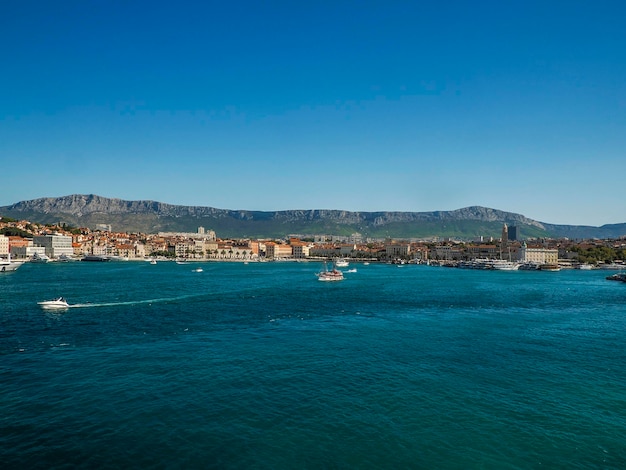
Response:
[[1, 194, 625, 240]]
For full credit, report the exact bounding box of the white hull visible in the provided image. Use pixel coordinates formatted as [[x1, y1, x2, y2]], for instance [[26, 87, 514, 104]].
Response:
[[492, 261, 520, 271], [38, 298, 69, 309], [317, 274, 344, 282], [0, 261, 22, 272]]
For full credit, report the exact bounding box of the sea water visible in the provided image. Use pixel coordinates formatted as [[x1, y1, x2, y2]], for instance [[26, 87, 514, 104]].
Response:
[[1, 261, 625, 469]]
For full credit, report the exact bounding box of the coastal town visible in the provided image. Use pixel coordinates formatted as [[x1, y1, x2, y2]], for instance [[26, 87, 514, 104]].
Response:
[[1, 216, 626, 271]]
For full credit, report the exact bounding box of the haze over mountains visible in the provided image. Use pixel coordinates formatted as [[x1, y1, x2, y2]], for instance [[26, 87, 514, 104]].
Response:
[[1, 194, 625, 240]]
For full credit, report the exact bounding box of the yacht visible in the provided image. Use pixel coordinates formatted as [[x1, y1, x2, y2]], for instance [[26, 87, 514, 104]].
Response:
[[0, 254, 23, 273], [81, 254, 110, 262], [31, 252, 50, 263], [335, 258, 349, 268]]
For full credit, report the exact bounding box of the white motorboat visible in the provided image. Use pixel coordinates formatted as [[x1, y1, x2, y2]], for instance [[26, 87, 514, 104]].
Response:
[[38, 297, 70, 310], [335, 259, 349, 267]]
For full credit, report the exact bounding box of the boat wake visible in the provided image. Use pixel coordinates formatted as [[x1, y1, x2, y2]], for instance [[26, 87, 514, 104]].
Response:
[[64, 294, 201, 309]]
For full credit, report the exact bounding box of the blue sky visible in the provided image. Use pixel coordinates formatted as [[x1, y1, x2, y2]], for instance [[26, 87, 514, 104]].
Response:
[[1, 1, 625, 226]]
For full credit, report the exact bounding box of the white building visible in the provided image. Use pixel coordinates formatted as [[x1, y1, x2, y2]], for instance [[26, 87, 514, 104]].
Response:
[[0, 235, 9, 257], [386, 243, 411, 258], [33, 235, 74, 259], [519, 242, 558, 264]]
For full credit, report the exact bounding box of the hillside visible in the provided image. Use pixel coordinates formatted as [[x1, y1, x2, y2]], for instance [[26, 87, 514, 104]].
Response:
[[1, 194, 625, 240]]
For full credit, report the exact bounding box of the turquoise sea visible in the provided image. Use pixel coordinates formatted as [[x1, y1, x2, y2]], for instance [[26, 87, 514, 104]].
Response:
[[1, 261, 625, 469]]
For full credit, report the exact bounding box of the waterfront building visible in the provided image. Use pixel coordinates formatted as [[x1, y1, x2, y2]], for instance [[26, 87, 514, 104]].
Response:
[[519, 242, 558, 264], [291, 241, 313, 259], [466, 244, 498, 259], [339, 244, 357, 256], [309, 243, 341, 258], [174, 241, 196, 258], [385, 243, 411, 258], [33, 234, 74, 259], [11, 243, 47, 259], [264, 242, 292, 259], [0, 235, 9, 256], [432, 245, 464, 261]]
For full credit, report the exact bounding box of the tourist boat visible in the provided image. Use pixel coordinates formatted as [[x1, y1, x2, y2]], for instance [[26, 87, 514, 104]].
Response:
[[491, 260, 520, 271], [540, 263, 561, 272], [335, 258, 349, 267], [316, 263, 344, 282], [0, 254, 23, 273], [38, 297, 70, 310]]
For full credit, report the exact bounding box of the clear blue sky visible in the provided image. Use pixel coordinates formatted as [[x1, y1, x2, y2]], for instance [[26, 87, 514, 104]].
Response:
[[1, 1, 625, 226]]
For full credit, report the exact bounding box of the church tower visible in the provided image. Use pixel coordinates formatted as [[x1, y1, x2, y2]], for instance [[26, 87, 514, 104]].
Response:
[[501, 223, 509, 247]]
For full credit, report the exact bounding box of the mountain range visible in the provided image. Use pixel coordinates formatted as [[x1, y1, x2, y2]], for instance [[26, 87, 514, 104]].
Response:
[[1, 194, 625, 240]]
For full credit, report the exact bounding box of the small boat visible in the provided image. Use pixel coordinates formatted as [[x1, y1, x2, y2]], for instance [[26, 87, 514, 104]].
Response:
[[316, 262, 344, 282], [346, 268, 357, 273], [192, 267, 203, 272], [38, 297, 70, 310], [335, 259, 349, 268], [150, 259, 157, 265]]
